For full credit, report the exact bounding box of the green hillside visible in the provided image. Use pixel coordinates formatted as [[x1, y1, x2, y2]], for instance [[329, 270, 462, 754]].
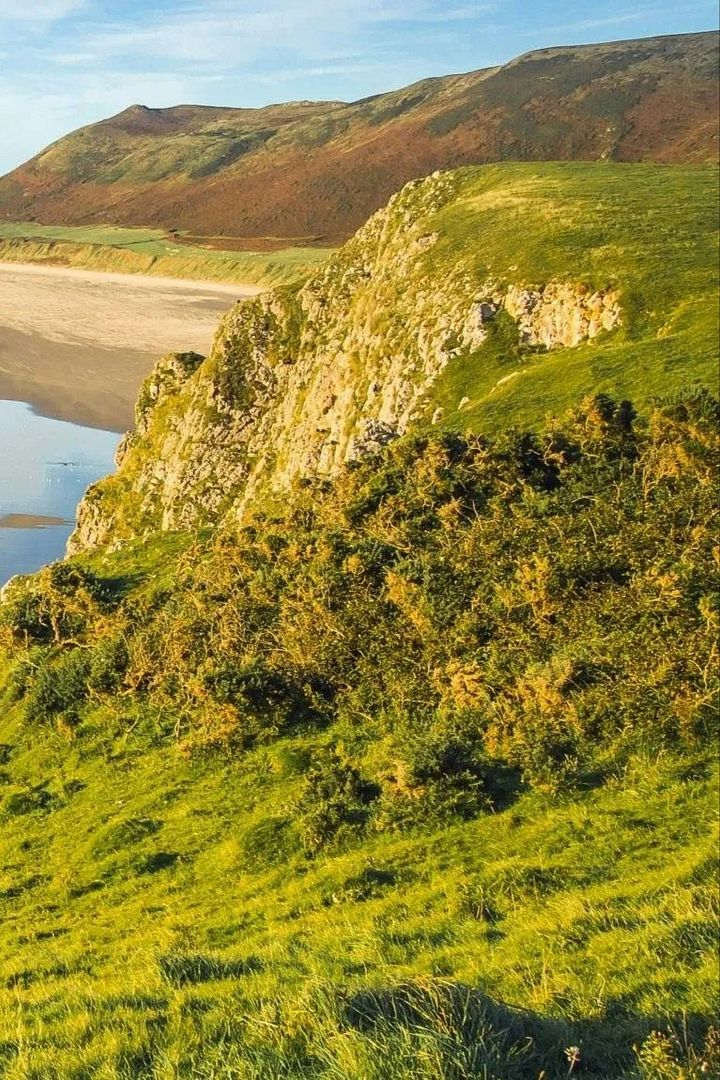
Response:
[[0, 392, 718, 1078], [425, 163, 718, 431], [0, 160, 718, 1078]]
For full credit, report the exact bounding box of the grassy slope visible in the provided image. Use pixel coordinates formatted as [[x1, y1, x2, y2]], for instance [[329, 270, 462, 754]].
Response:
[[0, 163, 717, 1079], [0, 692, 716, 1077], [421, 162, 718, 431], [0, 222, 330, 287], [1, 393, 719, 1078], [0, 32, 716, 242]]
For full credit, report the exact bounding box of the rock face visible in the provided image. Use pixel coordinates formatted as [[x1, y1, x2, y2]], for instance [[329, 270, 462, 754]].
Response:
[[503, 284, 620, 348], [67, 169, 622, 553]]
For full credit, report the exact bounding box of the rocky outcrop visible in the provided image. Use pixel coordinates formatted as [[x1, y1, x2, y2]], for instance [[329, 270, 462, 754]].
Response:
[[503, 284, 620, 348], [68, 170, 623, 554]]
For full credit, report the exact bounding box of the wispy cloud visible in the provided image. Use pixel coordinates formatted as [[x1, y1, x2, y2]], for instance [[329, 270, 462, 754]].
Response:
[[524, 10, 646, 36], [0, 0, 88, 22]]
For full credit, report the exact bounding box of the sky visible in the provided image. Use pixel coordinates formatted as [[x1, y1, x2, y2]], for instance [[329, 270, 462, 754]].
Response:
[[0, 0, 717, 174]]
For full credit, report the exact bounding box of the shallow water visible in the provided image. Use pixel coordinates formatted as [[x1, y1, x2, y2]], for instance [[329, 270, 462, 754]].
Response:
[[0, 400, 118, 586]]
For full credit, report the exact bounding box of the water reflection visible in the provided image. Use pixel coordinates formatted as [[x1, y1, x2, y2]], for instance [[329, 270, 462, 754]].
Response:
[[0, 400, 118, 585]]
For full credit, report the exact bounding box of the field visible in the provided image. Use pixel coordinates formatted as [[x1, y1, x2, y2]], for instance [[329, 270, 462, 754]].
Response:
[[0, 690, 716, 1078], [0, 222, 331, 287]]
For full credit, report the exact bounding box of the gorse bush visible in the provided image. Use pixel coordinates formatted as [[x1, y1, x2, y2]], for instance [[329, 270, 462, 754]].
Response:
[[24, 648, 91, 726], [2, 391, 718, 829], [297, 748, 380, 855], [0, 563, 110, 647]]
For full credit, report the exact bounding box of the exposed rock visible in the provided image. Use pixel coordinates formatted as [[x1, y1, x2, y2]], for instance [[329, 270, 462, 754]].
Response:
[[349, 420, 399, 461], [460, 299, 500, 351], [114, 432, 135, 469], [67, 172, 624, 554], [503, 283, 620, 348], [135, 351, 205, 435]]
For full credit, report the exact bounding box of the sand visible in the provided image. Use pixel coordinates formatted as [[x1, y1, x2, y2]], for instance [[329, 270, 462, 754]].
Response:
[[0, 262, 262, 432], [0, 514, 70, 529]]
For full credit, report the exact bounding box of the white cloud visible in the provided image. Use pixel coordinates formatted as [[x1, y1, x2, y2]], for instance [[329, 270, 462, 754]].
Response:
[[38, 0, 489, 71], [0, 0, 88, 21]]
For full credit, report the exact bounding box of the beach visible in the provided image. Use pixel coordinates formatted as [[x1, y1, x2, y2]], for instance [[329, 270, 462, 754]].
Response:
[[0, 262, 261, 431]]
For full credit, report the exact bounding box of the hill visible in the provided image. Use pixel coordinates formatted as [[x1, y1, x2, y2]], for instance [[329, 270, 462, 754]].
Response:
[[65, 161, 719, 550], [0, 395, 717, 1078], [0, 31, 717, 243], [0, 162, 717, 1078]]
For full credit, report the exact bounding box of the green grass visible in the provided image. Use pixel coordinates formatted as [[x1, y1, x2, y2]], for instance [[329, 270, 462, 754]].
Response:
[[0, 697, 716, 1077], [417, 163, 719, 432], [0, 221, 331, 287], [0, 398, 718, 1078]]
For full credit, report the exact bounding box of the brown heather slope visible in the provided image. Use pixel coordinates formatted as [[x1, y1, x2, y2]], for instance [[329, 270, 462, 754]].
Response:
[[0, 31, 717, 243]]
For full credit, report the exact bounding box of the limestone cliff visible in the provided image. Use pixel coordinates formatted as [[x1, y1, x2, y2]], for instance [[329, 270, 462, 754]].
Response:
[[69, 164, 630, 553]]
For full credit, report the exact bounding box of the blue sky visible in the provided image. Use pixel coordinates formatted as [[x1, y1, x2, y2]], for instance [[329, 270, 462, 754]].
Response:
[[0, 0, 717, 174]]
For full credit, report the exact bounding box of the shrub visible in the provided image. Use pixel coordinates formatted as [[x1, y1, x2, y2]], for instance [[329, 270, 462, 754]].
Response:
[[25, 649, 91, 725], [297, 748, 380, 856]]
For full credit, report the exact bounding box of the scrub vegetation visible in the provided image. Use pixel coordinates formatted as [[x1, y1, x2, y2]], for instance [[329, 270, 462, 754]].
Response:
[[0, 389, 717, 1078]]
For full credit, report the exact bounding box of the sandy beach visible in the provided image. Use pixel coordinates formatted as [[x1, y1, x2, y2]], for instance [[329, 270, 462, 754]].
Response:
[[0, 262, 262, 431]]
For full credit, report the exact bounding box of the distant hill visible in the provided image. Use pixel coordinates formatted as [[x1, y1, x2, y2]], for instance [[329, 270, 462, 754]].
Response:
[[0, 30, 717, 243]]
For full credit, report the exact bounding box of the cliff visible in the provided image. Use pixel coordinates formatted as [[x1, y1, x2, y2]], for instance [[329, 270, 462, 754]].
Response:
[[68, 160, 718, 553]]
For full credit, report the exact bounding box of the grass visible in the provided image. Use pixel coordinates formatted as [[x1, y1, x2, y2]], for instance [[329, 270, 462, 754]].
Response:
[[0, 399, 718, 1077], [0, 684, 716, 1077], [0, 221, 331, 287], [419, 163, 719, 432]]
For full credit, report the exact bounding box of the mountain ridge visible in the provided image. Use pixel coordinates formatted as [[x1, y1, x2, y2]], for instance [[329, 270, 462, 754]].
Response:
[[1, 30, 717, 243]]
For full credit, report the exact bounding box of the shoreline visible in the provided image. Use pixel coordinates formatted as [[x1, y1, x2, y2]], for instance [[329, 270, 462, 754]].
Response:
[[0, 262, 259, 431], [0, 257, 264, 296]]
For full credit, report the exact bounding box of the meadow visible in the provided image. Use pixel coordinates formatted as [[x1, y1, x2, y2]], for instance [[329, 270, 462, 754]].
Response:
[[0, 222, 330, 288]]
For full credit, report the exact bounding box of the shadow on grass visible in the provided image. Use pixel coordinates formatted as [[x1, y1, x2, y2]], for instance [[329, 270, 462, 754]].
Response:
[[158, 952, 263, 987], [340, 981, 716, 1079]]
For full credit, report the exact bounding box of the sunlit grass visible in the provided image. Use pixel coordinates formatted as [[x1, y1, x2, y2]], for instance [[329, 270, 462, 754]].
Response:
[[0, 221, 332, 287]]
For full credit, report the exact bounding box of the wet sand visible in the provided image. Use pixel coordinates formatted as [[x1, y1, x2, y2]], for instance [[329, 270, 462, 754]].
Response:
[[0, 513, 70, 529], [0, 262, 262, 431]]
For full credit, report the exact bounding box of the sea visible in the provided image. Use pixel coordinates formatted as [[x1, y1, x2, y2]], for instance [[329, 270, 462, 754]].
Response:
[[0, 400, 118, 587]]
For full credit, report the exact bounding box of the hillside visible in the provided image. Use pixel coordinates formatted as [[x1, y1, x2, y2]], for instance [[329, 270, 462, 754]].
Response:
[[66, 161, 719, 551], [0, 161, 717, 1078], [0, 31, 717, 243], [0, 393, 718, 1078]]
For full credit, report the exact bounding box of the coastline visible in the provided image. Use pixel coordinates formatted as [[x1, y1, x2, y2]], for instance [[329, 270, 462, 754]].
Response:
[[0, 262, 259, 431], [0, 233, 329, 289]]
